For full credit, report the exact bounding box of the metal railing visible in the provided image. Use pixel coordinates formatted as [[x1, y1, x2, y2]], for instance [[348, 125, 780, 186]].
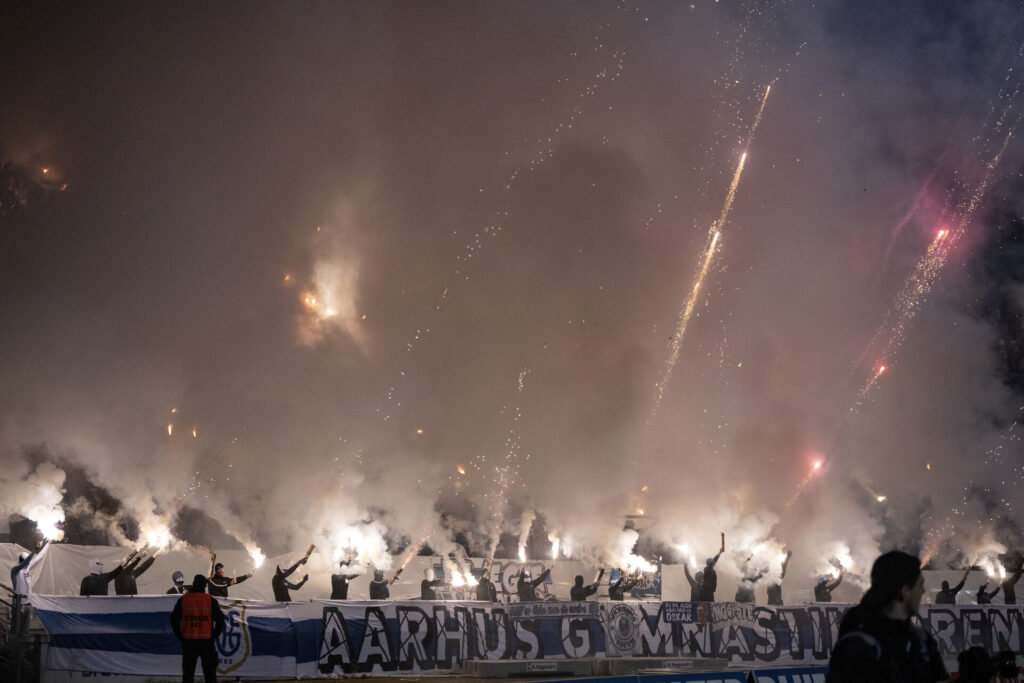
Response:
[[1, 580, 41, 683]]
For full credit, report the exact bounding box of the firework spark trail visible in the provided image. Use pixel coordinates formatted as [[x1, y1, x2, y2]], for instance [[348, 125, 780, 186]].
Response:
[[852, 127, 1016, 410], [851, 39, 1024, 407]]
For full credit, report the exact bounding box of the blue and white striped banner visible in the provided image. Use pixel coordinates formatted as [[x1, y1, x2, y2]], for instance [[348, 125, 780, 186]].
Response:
[[30, 594, 302, 677]]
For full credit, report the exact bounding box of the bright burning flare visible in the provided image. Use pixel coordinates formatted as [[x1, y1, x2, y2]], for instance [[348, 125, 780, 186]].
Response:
[[144, 525, 172, 551], [247, 546, 266, 568]]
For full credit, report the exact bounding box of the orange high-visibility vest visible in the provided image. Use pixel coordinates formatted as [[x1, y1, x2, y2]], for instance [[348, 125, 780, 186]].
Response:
[[181, 593, 213, 639]]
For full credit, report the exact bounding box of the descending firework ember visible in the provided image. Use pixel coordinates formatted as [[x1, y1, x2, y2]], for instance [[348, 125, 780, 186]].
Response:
[[167, 424, 173, 436]]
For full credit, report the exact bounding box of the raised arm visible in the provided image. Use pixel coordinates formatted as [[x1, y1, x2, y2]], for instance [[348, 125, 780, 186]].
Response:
[[828, 570, 844, 592], [590, 567, 605, 589], [285, 574, 309, 591], [135, 555, 157, 578], [208, 551, 217, 579], [952, 566, 971, 593], [779, 550, 793, 580], [684, 563, 695, 586], [531, 567, 552, 587]]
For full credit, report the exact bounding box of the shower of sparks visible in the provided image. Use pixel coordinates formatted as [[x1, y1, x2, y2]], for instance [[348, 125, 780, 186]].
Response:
[[648, 86, 770, 429], [851, 56, 1021, 410]]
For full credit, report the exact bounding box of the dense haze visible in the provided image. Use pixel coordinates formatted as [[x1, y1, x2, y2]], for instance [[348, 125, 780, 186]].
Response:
[[2, 1, 1024, 585]]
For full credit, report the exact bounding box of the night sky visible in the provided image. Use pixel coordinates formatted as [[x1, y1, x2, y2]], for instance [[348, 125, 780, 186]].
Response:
[[2, 1, 1024, 580]]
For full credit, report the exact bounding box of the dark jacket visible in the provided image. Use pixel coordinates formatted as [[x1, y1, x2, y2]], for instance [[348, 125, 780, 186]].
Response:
[[80, 565, 125, 596], [369, 579, 390, 599], [331, 564, 360, 600], [977, 584, 1000, 604], [114, 556, 156, 595], [476, 578, 497, 602], [827, 604, 948, 683], [699, 554, 721, 602], [609, 575, 639, 601], [420, 578, 445, 600], [766, 583, 783, 606], [571, 582, 598, 601], [1001, 568, 1023, 604], [934, 579, 965, 604], [170, 593, 226, 641], [272, 560, 308, 602], [815, 576, 842, 602], [208, 571, 249, 598], [167, 585, 187, 595], [516, 568, 551, 602]]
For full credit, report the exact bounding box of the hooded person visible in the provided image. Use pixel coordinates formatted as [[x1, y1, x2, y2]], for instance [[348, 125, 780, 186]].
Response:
[[369, 569, 391, 599], [570, 568, 605, 601], [683, 564, 703, 602], [271, 558, 309, 602], [10, 540, 47, 636], [934, 566, 971, 604], [698, 533, 725, 602], [420, 567, 446, 600], [115, 549, 160, 595], [167, 570, 188, 595], [80, 551, 133, 596], [207, 555, 254, 598], [608, 569, 640, 601], [976, 581, 1000, 605], [476, 563, 498, 602], [331, 557, 361, 600], [1000, 560, 1023, 604], [766, 551, 793, 606], [814, 568, 844, 602], [171, 574, 225, 683], [516, 564, 552, 602], [826, 550, 948, 683]]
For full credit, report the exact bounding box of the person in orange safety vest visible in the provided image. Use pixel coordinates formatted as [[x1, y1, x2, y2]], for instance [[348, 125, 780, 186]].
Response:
[[171, 574, 225, 683]]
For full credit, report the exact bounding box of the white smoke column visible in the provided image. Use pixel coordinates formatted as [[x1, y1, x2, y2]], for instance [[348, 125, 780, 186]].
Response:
[[548, 531, 560, 560], [609, 529, 656, 573], [517, 509, 535, 562], [0, 461, 67, 540]]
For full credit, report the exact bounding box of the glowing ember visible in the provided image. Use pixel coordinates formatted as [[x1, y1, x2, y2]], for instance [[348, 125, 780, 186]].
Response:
[[167, 424, 173, 436], [456, 465, 466, 475], [416, 428, 424, 435]]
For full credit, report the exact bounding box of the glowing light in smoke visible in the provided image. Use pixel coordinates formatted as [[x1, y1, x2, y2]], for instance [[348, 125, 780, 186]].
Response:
[[457, 465, 466, 475], [167, 424, 173, 436], [640, 485, 648, 492], [518, 546, 526, 562], [877, 495, 887, 503], [192, 428, 197, 438], [416, 428, 424, 435], [812, 461, 822, 471], [144, 525, 172, 551], [248, 546, 266, 568], [548, 532, 560, 560]]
